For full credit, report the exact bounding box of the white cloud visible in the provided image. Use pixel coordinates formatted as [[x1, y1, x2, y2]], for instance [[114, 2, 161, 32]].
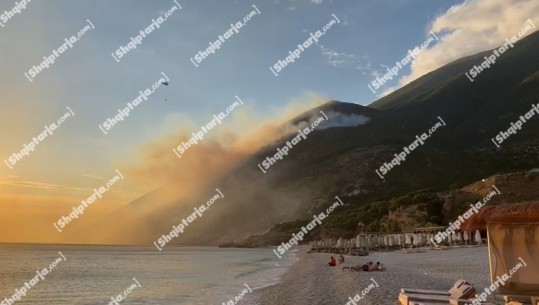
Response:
[[388, 0, 539, 93], [319, 45, 379, 76]]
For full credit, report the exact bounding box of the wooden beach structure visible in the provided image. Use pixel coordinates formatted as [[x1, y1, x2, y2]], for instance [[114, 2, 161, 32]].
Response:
[[398, 201, 539, 305], [461, 201, 539, 305]]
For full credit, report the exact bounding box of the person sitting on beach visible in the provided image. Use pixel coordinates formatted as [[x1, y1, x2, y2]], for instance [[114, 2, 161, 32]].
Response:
[[338, 255, 345, 264], [328, 256, 337, 266]]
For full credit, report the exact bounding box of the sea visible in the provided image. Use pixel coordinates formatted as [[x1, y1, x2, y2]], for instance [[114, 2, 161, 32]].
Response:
[[0, 244, 298, 304]]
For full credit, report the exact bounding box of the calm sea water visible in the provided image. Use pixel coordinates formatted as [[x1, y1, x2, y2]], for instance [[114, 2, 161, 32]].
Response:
[[0, 245, 297, 305]]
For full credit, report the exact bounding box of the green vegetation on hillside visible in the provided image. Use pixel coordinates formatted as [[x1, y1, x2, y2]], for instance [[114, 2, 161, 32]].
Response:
[[322, 189, 444, 233]]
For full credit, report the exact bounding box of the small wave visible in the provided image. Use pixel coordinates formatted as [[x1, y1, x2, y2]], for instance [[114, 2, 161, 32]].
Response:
[[234, 266, 267, 278], [256, 257, 274, 262]]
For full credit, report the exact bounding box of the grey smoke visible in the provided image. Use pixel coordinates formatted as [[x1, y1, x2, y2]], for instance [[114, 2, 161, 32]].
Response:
[[297, 111, 371, 130]]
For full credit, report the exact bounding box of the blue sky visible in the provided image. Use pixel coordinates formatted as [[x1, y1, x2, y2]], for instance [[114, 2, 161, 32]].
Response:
[[1, 0, 538, 242], [0, 0, 463, 180]]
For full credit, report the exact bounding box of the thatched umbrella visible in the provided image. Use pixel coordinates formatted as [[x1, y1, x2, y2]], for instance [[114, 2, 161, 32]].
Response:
[[461, 201, 539, 295], [461, 200, 539, 231]]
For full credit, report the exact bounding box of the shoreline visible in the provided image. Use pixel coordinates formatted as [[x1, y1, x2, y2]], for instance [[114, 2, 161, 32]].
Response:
[[251, 245, 490, 305]]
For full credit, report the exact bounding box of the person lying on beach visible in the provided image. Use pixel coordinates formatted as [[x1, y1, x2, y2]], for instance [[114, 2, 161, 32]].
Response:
[[343, 262, 386, 272], [342, 262, 371, 271], [328, 256, 337, 266]]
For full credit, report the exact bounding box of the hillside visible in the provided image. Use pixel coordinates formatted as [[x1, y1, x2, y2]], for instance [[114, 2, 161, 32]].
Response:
[[79, 30, 539, 246]]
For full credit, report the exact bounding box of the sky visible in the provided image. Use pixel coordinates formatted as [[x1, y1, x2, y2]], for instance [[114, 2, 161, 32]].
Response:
[[0, 0, 537, 243]]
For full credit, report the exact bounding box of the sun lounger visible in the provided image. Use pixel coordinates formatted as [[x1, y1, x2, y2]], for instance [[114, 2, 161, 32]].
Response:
[[410, 301, 454, 305], [409, 302, 495, 305], [408, 301, 495, 305], [402, 289, 450, 296], [399, 283, 476, 305], [399, 293, 472, 305], [401, 279, 469, 295], [409, 300, 496, 305]]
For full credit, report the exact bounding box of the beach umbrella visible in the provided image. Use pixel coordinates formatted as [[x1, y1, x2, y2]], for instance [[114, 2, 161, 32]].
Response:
[[475, 230, 482, 244], [457, 232, 462, 243], [413, 234, 420, 246], [405, 234, 411, 245], [336, 238, 342, 248], [463, 231, 469, 244]]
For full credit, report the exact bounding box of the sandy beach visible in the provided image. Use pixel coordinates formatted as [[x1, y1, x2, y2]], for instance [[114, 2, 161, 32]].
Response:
[[254, 246, 491, 305]]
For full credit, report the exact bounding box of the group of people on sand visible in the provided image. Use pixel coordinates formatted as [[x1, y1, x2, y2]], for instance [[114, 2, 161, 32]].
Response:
[[327, 256, 385, 272], [327, 255, 345, 266]]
